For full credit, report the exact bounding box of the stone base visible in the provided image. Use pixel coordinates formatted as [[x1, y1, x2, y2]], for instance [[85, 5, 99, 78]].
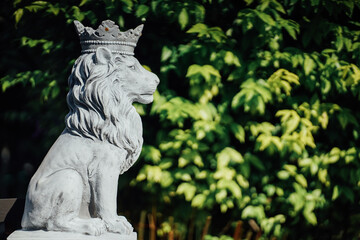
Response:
[[7, 230, 137, 240]]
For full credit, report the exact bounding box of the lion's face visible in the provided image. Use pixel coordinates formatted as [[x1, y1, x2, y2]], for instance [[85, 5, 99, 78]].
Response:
[[91, 47, 159, 105], [113, 54, 160, 104]]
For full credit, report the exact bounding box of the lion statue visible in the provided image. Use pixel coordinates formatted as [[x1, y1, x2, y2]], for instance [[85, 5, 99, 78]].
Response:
[[20, 20, 159, 237]]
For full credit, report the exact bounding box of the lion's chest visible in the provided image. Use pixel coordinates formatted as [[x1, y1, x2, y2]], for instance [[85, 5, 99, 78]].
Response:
[[129, 112, 143, 141], [87, 142, 127, 176]]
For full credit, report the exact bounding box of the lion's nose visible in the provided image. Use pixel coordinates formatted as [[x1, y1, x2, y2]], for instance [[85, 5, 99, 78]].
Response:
[[154, 76, 160, 85]]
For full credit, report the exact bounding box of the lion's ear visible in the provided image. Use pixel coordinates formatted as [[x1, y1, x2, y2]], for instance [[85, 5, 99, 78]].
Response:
[[95, 47, 113, 65]]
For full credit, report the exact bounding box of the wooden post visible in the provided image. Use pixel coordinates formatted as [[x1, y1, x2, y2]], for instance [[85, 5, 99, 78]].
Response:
[[233, 221, 243, 240], [255, 231, 262, 240], [200, 216, 212, 240], [168, 230, 174, 240], [245, 230, 253, 240], [168, 216, 174, 240], [187, 214, 195, 240], [148, 213, 156, 240], [148, 206, 157, 240], [138, 210, 146, 240]]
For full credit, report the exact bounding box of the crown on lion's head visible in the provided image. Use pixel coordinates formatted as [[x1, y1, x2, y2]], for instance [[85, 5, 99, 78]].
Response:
[[74, 20, 143, 56]]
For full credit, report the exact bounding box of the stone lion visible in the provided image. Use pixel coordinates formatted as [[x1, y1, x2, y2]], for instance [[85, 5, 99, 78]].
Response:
[[21, 46, 159, 236]]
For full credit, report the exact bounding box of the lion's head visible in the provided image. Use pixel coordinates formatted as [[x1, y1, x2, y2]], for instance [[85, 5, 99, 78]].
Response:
[[65, 47, 159, 170]]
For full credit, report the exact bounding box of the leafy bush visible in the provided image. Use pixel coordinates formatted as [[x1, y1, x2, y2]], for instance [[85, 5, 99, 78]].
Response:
[[1, 0, 360, 239]]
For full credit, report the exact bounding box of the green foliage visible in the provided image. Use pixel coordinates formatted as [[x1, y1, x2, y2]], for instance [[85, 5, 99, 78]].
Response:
[[1, 0, 360, 239]]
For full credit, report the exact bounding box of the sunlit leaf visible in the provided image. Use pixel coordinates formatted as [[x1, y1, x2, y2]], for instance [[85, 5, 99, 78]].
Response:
[[176, 183, 196, 201], [135, 4, 149, 18], [178, 8, 189, 29], [14, 8, 24, 23]]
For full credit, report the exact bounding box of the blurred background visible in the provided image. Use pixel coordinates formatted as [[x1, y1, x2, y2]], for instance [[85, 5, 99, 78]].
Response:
[[1, 0, 360, 239]]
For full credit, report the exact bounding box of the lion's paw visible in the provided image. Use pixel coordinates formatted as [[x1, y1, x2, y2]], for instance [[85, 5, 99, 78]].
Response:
[[105, 216, 133, 235], [85, 218, 107, 236]]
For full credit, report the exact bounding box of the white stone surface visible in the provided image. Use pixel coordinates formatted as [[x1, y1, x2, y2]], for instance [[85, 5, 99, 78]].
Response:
[[8, 230, 137, 240], [20, 20, 159, 237]]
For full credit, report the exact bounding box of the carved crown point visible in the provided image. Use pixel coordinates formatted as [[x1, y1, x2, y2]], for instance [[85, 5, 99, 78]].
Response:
[[74, 20, 85, 35], [74, 20, 144, 56]]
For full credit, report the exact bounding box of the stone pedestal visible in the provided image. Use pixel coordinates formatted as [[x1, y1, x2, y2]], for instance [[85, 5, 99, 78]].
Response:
[[7, 230, 137, 240]]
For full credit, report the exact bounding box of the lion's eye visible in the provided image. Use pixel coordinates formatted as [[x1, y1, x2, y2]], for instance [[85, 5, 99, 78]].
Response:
[[128, 65, 136, 70], [115, 57, 122, 64]]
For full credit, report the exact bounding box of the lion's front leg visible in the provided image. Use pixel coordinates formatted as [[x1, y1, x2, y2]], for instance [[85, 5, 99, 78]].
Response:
[[89, 159, 133, 234]]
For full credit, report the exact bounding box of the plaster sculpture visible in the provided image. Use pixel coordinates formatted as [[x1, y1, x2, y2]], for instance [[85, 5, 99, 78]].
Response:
[[10, 20, 159, 238]]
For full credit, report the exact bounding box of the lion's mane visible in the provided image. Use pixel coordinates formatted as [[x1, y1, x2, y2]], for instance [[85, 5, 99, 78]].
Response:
[[65, 53, 142, 173]]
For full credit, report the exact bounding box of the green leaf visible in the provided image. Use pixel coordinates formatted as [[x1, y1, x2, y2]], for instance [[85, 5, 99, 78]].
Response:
[[242, 205, 265, 220], [224, 51, 241, 66], [231, 79, 271, 114], [247, 154, 265, 171], [304, 56, 315, 75], [295, 174, 308, 188], [304, 211, 317, 225], [277, 170, 290, 180], [284, 164, 297, 176], [142, 146, 161, 163], [13, 0, 22, 7], [215, 189, 227, 203], [161, 46, 172, 62], [332, 185, 339, 200], [135, 4, 149, 18], [337, 108, 359, 129], [230, 123, 245, 143], [244, 0, 254, 5], [282, 20, 299, 40], [217, 179, 241, 198], [176, 183, 197, 201], [236, 175, 249, 188], [191, 193, 206, 207], [143, 165, 162, 183], [304, 201, 317, 225], [285, 114, 300, 133], [79, 0, 88, 6], [187, 23, 225, 42], [217, 147, 243, 168], [289, 192, 305, 212], [318, 168, 327, 183], [178, 8, 189, 30], [160, 171, 173, 187], [256, 11, 275, 26], [24, 1, 47, 12], [72, 6, 84, 21], [194, 154, 204, 167], [342, 187, 355, 203], [186, 64, 220, 81], [187, 23, 208, 34], [14, 8, 24, 23], [159, 158, 173, 170]]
